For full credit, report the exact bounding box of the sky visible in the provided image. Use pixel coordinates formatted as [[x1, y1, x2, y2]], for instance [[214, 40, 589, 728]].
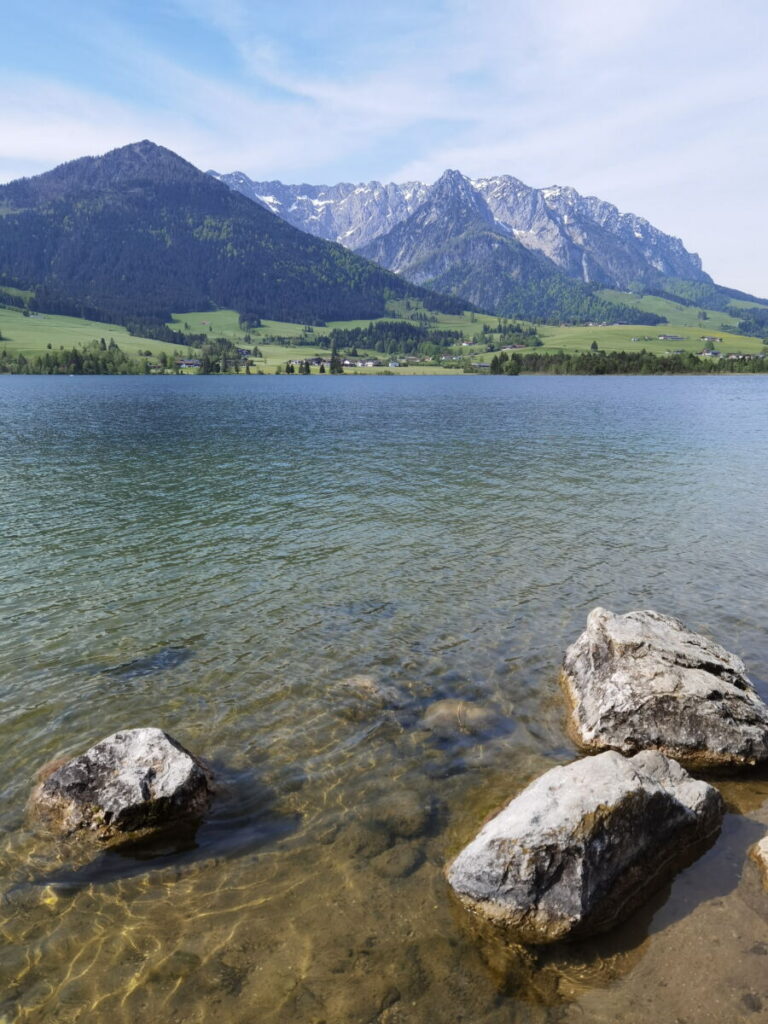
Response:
[[2, 0, 767, 294]]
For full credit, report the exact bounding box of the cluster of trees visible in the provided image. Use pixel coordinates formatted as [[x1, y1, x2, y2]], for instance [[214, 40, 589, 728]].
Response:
[[238, 314, 263, 330], [0, 288, 26, 309], [284, 359, 311, 374], [489, 349, 768, 375], [280, 351, 342, 374], [197, 337, 249, 374], [0, 339, 148, 374], [124, 319, 210, 348], [268, 331, 332, 348], [481, 319, 541, 347], [325, 320, 463, 356], [729, 305, 768, 341], [481, 319, 539, 339]]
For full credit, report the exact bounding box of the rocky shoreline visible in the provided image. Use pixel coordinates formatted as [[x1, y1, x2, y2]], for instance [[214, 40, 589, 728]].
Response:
[[26, 608, 768, 954], [445, 608, 768, 944]]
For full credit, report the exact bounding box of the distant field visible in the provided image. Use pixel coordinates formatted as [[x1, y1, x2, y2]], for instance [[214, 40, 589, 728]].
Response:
[[0, 307, 179, 359], [168, 303, 501, 343], [537, 322, 765, 355], [596, 289, 743, 329], [724, 298, 768, 311]]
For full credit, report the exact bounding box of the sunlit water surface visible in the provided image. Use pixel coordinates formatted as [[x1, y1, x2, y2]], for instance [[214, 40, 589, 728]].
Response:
[[2, 374, 768, 1024]]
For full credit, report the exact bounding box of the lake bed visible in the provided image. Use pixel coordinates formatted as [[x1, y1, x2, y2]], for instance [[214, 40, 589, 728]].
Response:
[[2, 374, 768, 1023]]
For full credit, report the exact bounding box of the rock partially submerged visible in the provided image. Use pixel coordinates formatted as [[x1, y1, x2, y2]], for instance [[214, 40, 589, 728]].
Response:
[[749, 836, 768, 888], [30, 728, 212, 841], [562, 607, 768, 770], [447, 749, 723, 944]]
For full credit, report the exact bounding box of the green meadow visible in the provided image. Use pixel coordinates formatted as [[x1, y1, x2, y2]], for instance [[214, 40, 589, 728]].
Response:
[[1, 289, 764, 373], [0, 307, 178, 359], [596, 290, 743, 329], [537, 322, 764, 356]]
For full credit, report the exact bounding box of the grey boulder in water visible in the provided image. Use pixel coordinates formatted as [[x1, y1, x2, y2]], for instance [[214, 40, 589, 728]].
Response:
[[446, 750, 723, 944], [561, 607, 768, 770], [30, 728, 212, 841]]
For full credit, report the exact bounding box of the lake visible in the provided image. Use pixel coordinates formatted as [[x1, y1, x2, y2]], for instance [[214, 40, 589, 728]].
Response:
[[2, 374, 768, 1023]]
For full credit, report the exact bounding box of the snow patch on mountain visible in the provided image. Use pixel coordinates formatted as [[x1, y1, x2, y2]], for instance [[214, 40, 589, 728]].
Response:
[[209, 167, 707, 290]]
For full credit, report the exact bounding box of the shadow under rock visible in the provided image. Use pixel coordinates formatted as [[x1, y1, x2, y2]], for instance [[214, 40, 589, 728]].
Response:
[[93, 641, 199, 682], [454, 876, 673, 1010], [448, 811, 758, 1009], [21, 763, 301, 892]]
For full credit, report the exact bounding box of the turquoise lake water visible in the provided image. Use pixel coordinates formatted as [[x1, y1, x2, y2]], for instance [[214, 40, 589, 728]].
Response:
[[2, 374, 768, 1023]]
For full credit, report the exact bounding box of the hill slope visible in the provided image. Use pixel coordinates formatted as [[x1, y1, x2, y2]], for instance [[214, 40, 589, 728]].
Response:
[[0, 141, 463, 324]]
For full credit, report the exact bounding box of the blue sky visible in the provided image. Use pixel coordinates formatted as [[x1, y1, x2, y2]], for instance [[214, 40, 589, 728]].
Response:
[[3, 0, 767, 294]]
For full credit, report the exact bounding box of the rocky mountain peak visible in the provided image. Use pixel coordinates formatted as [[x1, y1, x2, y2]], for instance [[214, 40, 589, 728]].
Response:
[[213, 164, 709, 299], [422, 170, 494, 230]]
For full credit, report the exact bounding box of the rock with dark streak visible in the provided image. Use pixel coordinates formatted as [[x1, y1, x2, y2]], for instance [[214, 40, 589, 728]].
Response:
[[447, 750, 723, 944], [30, 728, 212, 841], [561, 607, 768, 770]]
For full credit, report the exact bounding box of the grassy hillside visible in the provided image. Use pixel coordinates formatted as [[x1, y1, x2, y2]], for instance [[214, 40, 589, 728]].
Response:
[[537, 322, 764, 356], [596, 289, 743, 329], [0, 306, 177, 359]]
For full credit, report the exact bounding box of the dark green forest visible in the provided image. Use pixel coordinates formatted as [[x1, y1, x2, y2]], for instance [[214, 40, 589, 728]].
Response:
[[0, 141, 465, 327], [489, 349, 768, 375], [325, 320, 463, 356]]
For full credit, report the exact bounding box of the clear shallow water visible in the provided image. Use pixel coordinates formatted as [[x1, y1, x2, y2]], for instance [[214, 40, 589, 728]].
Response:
[[1, 374, 768, 1023]]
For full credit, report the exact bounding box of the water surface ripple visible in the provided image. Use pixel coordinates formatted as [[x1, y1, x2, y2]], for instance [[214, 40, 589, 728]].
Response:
[[2, 375, 768, 1023]]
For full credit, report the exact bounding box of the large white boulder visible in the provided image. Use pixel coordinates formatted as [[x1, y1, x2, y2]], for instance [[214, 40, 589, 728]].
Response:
[[562, 607, 768, 769], [446, 749, 723, 944]]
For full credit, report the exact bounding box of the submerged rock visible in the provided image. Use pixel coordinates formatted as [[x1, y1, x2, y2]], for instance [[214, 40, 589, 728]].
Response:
[[370, 789, 434, 839], [421, 699, 497, 737], [562, 607, 768, 770], [371, 843, 425, 879], [338, 674, 405, 708], [446, 749, 723, 944], [100, 645, 195, 680], [30, 728, 212, 841]]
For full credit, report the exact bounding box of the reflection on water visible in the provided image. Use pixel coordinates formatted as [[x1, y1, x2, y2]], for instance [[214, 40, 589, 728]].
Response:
[[2, 374, 768, 1022]]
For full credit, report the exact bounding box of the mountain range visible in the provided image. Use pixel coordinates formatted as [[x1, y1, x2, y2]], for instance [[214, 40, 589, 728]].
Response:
[[0, 141, 757, 329], [211, 167, 718, 322], [0, 141, 462, 325]]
